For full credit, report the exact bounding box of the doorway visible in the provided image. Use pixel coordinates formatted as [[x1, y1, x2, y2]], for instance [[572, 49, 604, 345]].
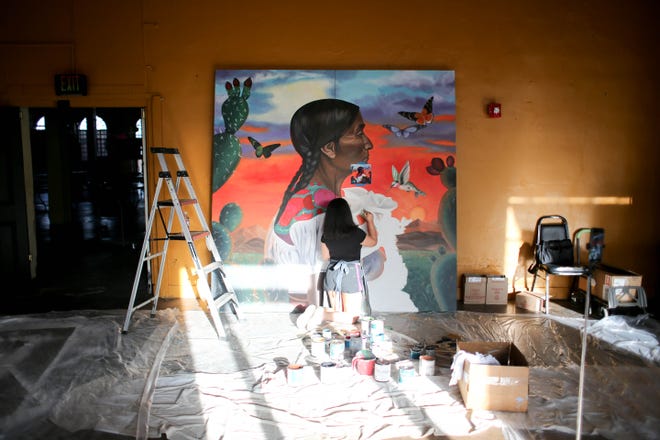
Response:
[[19, 106, 149, 312]]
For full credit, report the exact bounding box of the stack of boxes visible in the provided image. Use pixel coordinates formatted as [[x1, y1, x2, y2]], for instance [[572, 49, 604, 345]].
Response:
[[463, 274, 509, 305]]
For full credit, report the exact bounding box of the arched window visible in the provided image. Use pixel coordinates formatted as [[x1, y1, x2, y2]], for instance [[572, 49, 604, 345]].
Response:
[[78, 115, 108, 159]]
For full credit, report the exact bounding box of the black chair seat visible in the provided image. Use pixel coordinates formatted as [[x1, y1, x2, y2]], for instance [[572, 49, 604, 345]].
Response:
[[541, 264, 589, 277]]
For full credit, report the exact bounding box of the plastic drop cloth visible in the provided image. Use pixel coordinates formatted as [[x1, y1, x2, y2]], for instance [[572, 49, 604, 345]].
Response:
[[1, 306, 658, 440], [0, 309, 178, 439], [150, 309, 660, 440]]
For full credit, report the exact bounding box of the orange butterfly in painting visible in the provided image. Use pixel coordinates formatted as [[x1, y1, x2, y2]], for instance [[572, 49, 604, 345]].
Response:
[[398, 96, 434, 126]]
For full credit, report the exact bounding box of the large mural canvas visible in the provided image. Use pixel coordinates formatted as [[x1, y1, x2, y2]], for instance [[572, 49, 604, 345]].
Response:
[[212, 70, 456, 312]]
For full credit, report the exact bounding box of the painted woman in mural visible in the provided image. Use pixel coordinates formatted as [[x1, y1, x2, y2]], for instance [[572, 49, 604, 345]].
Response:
[[264, 98, 379, 305]]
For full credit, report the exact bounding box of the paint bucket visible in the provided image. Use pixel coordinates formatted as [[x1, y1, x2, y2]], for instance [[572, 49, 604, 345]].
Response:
[[320, 361, 337, 384], [287, 364, 304, 386], [322, 328, 332, 341], [419, 355, 435, 376], [424, 344, 437, 357], [352, 350, 376, 376], [329, 339, 345, 361], [397, 360, 415, 384], [311, 334, 326, 359], [374, 358, 391, 382]]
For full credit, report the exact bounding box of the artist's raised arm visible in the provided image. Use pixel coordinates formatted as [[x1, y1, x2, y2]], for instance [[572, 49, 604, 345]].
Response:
[[361, 211, 378, 247]]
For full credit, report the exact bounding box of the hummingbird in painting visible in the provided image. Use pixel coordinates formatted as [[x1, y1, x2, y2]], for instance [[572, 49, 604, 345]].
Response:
[[391, 161, 426, 197]]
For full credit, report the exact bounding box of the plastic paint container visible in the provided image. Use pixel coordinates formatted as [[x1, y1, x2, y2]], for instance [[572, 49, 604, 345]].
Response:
[[419, 355, 435, 376]]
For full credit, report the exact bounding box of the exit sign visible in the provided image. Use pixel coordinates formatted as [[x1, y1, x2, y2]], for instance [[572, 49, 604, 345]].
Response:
[[54, 74, 88, 96]]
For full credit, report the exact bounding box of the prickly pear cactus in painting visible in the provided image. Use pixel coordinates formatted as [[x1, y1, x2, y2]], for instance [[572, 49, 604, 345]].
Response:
[[212, 77, 252, 192], [212, 202, 243, 261], [427, 156, 457, 311]]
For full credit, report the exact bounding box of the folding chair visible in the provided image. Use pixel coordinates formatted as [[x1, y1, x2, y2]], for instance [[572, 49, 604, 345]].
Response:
[[528, 215, 591, 314]]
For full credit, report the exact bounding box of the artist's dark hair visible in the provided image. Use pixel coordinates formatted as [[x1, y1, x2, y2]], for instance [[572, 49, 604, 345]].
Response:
[[274, 99, 360, 227], [322, 197, 358, 240]]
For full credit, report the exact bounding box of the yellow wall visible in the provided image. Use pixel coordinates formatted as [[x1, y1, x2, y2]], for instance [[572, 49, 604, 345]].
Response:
[[2, 0, 658, 308]]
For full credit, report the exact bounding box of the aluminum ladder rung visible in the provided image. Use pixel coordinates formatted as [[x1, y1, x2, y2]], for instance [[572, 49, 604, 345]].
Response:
[[157, 198, 197, 206], [167, 231, 210, 241], [202, 261, 224, 275]]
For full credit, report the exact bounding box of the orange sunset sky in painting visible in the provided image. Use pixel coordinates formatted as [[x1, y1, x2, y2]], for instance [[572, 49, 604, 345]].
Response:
[[212, 119, 455, 231]]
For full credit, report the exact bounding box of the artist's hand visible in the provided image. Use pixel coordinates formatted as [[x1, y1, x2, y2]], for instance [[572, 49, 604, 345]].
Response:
[[361, 210, 374, 222]]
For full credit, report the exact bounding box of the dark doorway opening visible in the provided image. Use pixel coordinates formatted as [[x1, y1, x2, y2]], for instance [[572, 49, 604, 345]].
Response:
[[13, 106, 150, 313]]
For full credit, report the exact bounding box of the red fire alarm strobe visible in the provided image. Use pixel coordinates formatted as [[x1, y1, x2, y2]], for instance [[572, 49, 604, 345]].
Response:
[[487, 102, 501, 118]]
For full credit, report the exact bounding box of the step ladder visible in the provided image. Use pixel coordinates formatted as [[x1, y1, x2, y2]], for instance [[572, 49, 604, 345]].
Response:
[[122, 147, 240, 338]]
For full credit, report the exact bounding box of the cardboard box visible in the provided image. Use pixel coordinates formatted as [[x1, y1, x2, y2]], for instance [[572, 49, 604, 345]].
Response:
[[486, 275, 509, 305], [531, 272, 574, 300], [456, 341, 529, 412], [463, 274, 487, 304], [515, 291, 545, 312], [578, 264, 642, 303]]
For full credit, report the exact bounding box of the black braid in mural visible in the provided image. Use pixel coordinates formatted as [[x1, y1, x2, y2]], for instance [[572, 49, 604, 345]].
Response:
[[273, 99, 360, 228]]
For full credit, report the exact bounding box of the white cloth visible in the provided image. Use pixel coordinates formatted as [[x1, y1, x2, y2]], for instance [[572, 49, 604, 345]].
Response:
[[449, 350, 500, 386]]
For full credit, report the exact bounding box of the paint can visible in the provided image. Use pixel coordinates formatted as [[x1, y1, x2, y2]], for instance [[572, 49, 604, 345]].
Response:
[[397, 360, 415, 384], [369, 319, 384, 335], [322, 328, 332, 341], [349, 333, 361, 354], [419, 355, 435, 376], [410, 344, 423, 360], [320, 361, 337, 384], [424, 344, 437, 357], [360, 317, 373, 337], [287, 364, 304, 386], [374, 358, 391, 382], [329, 339, 345, 361], [311, 334, 326, 359]]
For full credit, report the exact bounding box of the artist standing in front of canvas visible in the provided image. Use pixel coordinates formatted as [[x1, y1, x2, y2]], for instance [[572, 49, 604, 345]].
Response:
[[265, 98, 382, 307], [320, 197, 378, 323]]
